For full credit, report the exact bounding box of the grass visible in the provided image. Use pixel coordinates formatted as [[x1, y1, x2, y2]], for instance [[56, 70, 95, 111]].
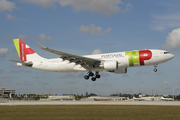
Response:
[[0, 105, 180, 120]]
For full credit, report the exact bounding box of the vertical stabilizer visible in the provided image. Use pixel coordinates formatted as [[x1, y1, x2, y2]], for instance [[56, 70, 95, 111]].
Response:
[[13, 39, 45, 62]]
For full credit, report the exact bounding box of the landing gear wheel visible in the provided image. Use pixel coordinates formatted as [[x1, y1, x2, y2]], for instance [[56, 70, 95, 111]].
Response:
[[95, 72, 100, 79], [84, 75, 89, 80], [91, 77, 96, 81], [96, 74, 101, 78], [89, 72, 94, 76], [154, 64, 158, 72]]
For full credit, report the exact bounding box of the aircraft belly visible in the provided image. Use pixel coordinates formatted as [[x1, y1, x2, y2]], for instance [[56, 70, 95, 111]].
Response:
[[55, 63, 83, 72], [35, 63, 87, 72]]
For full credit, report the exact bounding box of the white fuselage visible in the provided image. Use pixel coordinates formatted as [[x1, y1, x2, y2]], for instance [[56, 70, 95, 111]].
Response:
[[19, 49, 174, 73]]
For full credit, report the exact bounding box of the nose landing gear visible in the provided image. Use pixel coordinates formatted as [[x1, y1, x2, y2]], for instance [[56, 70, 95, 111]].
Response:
[[84, 72, 101, 81], [154, 65, 158, 72]]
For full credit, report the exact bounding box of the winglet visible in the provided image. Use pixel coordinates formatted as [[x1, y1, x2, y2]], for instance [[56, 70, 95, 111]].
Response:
[[37, 43, 47, 49]]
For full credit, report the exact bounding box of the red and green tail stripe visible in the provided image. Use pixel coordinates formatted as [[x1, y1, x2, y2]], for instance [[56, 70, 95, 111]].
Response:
[[13, 39, 35, 62]]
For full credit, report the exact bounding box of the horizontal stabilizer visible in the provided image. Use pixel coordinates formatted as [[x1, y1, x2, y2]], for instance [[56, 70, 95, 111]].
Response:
[[7, 59, 33, 66]]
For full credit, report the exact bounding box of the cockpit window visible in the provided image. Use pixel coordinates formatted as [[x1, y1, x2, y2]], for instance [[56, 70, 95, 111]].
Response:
[[164, 52, 170, 54]]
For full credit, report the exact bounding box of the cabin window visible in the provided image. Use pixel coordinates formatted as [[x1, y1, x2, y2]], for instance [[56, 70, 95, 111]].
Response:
[[164, 52, 169, 54]]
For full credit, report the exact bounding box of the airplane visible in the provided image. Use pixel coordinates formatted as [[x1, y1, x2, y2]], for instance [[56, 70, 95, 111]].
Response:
[[8, 38, 174, 81], [132, 96, 145, 101], [160, 97, 174, 101]]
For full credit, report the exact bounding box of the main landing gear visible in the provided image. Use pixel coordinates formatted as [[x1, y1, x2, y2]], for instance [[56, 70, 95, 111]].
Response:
[[84, 72, 101, 81], [154, 65, 158, 72]]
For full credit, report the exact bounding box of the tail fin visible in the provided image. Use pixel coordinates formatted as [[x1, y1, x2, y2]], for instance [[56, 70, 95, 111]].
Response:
[[13, 39, 45, 62]]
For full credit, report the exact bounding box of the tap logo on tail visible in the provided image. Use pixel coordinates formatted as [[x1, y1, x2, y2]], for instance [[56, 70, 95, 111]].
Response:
[[13, 39, 35, 62]]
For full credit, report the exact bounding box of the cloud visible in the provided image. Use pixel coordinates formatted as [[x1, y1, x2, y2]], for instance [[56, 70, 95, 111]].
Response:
[[163, 81, 168, 85], [161, 28, 180, 51], [0, 0, 17, 13], [22, 0, 132, 15], [91, 49, 103, 55], [104, 28, 112, 33], [0, 48, 9, 59], [151, 13, 180, 31], [124, 3, 133, 13], [59, 0, 122, 15], [5, 13, 16, 20], [79, 24, 112, 35], [38, 34, 52, 41]]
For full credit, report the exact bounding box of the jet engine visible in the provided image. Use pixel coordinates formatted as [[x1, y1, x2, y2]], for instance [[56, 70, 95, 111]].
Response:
[[101, 61, 118, 70]]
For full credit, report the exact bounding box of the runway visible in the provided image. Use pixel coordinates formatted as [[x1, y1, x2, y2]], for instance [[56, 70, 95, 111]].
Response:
[[1, 100, 180, 106]]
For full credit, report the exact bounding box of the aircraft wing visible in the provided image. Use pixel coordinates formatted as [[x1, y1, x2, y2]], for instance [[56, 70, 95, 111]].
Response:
[[37, 43, 101, 68]]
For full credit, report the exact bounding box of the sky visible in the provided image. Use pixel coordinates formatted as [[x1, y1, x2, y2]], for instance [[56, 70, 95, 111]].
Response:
[[1, 0, 180, 96]]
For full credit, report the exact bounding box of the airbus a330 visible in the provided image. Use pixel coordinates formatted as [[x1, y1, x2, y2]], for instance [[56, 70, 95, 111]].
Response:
[[8, 39, 174, 81]]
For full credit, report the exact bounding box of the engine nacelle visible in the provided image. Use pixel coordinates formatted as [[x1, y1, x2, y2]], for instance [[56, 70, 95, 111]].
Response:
[[103, 61, 118, 70]]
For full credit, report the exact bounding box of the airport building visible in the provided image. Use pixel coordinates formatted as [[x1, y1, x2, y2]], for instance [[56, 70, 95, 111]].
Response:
[[23, 94, 53, 100], [0, 88, 16, 99], [47, 95, 74, 100], [46, 96, 126, 101], [86, 96, 126, 101]]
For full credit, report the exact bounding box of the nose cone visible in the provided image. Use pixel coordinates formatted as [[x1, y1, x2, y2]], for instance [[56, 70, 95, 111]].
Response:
[[170, 54, 175, 59], [166, 54, 175, 61]]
